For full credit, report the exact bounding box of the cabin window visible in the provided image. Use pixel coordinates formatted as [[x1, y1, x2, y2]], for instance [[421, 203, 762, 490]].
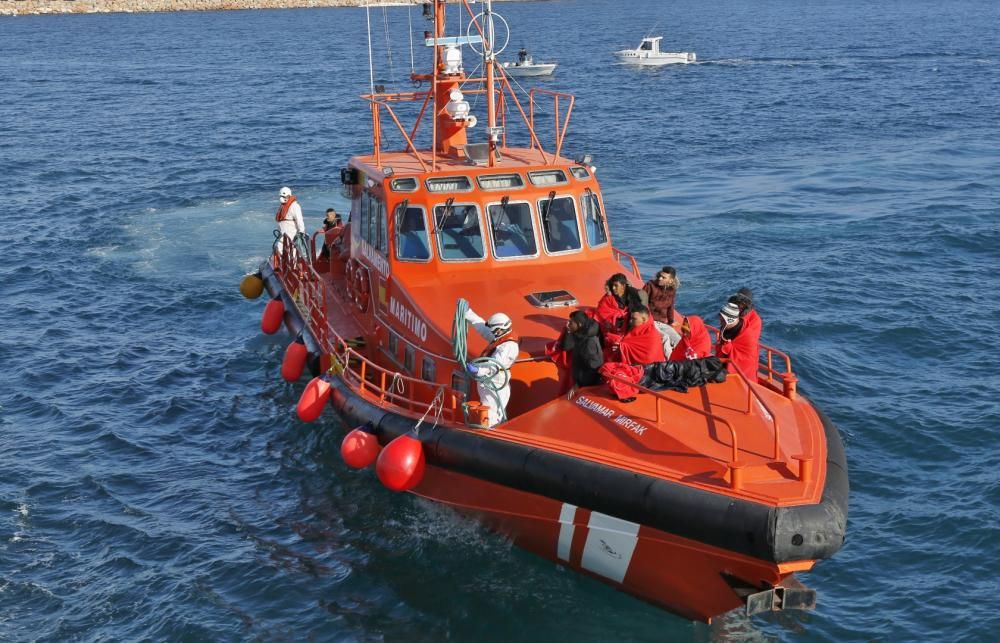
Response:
[[477, 173, 524, 191], [538, 195, 582, 253], [641, 41, 652, 51], [376, 197, 387, 254], [395, 205, 431, 261], [488, 201, 538, 259], [388, 332, 398, 357], [426, 176, 472, 192], [357, 192, 369, 240], [403, 345, 415, 373], [390, 177, 418, 192], [581, 191, 608, 247], [570, 166, 590, 180], [421, 357, 436, 382], [528, 170, 568, 186], [434, 203, 485, 261]]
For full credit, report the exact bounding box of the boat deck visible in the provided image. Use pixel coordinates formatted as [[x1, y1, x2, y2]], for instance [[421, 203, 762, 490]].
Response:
[[483, 381, 825, 507], [311, 261, 824, 509]]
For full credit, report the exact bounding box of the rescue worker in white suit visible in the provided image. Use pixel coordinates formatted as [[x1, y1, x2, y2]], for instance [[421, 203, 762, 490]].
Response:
[[464, 307, 519, 428], [274, 186, 305, 256]]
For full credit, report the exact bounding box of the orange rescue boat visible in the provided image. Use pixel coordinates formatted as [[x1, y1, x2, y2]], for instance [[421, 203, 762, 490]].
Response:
[[245, 0, 848, 622]]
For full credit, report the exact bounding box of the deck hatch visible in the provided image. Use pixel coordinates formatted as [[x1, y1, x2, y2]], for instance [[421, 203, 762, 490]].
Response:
[[526, 290, 577, 308]]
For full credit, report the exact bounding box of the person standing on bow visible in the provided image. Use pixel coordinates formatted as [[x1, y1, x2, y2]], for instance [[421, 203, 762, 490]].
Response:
[[464, 306, 520, 428], [274, 186, 305, 256]]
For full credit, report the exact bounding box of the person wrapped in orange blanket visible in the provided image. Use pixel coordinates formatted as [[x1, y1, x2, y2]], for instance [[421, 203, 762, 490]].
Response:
[[598, 305, 666, 402], [715, 290, 762, 383], [591, 273, 648, 356], [668, 314, 713, 361]]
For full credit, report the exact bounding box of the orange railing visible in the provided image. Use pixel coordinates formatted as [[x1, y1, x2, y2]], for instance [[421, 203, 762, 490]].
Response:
[[272, 242, 467, 424], [612, 247, 642, 279], [527, 89, 576, 161], [600, 371, 747, 489], [705, 326, 798, 400]]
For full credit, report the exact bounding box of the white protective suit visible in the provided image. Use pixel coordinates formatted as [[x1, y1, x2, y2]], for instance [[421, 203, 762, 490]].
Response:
[[276, 198, 305, 255], [465, 308, 519, 428]]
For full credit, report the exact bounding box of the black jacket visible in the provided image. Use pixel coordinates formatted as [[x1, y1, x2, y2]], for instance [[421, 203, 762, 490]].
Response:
[[562, 319, 604, 386]]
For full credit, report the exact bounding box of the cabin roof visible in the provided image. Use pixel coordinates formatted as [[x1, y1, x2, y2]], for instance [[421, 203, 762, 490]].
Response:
[[352, 148, 578, 179]]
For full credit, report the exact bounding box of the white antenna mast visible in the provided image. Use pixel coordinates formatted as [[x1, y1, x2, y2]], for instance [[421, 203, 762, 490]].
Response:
[[407, 3, 415, 74], [365, 2, 375, 94]]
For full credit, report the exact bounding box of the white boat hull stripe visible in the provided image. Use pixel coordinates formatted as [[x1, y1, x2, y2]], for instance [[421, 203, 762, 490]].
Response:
[[581, 511, 640, 583], [557, 503, 577, 561]]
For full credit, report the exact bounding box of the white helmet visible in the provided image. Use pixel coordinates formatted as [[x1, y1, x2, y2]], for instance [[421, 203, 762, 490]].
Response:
[[486, 312, 512, 338], [279, 186, 292, 201]]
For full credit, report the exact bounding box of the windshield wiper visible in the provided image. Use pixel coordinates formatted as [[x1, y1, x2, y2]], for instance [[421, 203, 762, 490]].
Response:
[[585, 188, 605, 230], [434, 197, 454, 233]]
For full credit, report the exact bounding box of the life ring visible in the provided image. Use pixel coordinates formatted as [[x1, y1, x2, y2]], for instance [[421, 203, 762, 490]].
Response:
[[353, 265, 371, 313]]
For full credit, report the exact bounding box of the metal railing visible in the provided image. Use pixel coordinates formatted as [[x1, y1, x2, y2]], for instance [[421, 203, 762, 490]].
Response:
[[600, 370, 747, 489], [273, 241, 467, 423], [612, 247, 641, 279]]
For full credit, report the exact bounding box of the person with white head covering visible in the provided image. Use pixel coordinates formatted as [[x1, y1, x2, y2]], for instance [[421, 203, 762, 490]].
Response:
[[274, 186, 305, 256], [464, 306, 519, 427], [715, 290, 762, 383]]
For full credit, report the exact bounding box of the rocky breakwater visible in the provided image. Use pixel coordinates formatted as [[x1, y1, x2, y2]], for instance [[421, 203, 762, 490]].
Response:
[[1, 0, 366, 16]]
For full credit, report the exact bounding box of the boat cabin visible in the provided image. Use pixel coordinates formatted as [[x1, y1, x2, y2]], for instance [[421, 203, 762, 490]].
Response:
[[325, 150, 630, 417]]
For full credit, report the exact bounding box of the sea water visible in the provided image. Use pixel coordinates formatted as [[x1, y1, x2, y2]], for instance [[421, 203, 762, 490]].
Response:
[[1, 0, 998, 640]]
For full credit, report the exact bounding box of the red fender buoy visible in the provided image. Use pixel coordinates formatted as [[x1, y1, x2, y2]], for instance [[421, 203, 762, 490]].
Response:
[[341, 427, 381, 469], [296, 377, 331, 422], [281, 339, 309, 382], [375, 434, 425, 491], [261, 298, 285, 335]]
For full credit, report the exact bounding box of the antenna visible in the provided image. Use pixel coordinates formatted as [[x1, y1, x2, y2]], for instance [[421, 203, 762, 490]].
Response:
[[407, 3, 415, 74], [365, 2, 375, 94]]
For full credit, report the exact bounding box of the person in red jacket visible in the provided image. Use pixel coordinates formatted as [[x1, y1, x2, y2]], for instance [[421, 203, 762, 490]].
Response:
[[599, 306, 666, 402], [669, 314, 712, 361], [715, 293, 762, 383]]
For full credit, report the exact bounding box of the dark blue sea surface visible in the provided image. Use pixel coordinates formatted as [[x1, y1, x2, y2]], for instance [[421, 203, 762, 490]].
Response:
[[2, 0, 999, 640]]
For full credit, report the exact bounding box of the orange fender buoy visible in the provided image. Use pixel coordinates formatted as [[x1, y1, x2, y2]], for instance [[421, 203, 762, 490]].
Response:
[[281, 339, 309, 382], [375, 434, 425, 491], [341, 427, 381, 469], [296, 377, 331, 422], [261, 298, 285, 335], [240, 273, 264, 299]]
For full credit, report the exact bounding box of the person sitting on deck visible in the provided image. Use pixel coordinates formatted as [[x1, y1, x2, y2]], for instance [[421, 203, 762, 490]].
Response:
[[642, 266, 680, 328], [668, 314, 712, 361], [715, 291, 762, 383], [547, 310, 605, 395], [598, 305, 666, 403], [592, 273, 648, 347]]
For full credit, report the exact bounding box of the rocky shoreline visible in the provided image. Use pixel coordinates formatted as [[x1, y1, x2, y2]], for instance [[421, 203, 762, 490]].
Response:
[[1, 0, 383, 16]]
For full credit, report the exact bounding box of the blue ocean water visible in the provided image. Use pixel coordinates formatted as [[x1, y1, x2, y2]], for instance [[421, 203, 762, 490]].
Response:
[[2, 0, 999, 639]]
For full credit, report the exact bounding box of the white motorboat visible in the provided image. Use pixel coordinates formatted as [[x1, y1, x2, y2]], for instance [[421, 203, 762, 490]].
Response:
[[614, 36, 696, 66], [501, 48, 558, 77]]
